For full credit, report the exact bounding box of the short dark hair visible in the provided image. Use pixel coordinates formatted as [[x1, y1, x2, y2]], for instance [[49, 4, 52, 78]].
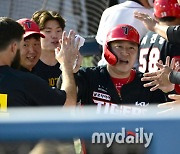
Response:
[[32, 10, 65, 30], [159, 17, 177, 22], [0, 17, 25, 51]]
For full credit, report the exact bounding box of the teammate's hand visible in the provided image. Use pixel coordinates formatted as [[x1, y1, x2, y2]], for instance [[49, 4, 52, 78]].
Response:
[[158, 94, 180, 112], [55, 30, 78, 71], [134, 11, 157, 32], [141, 56, 176, 93]]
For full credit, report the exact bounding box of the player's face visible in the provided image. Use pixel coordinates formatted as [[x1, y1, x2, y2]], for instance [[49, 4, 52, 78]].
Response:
[[109, 40, 138, 75], [40, 20, 63, 51], [20, 36, 41, 71]]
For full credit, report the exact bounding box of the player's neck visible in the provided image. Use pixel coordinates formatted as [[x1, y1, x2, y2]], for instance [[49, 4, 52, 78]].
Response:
[[0, 51, 12, 66], [40, 49, 57, 66], [107, 65, 131, 79], [159, 21, 178, 26]]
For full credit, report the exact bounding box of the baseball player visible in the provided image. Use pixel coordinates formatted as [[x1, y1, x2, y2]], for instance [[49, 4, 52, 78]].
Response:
[[58, 24, 173, 115], [96, 0, 154, 66], [137, 0, 180, 93], [138, 0, 180, 73]]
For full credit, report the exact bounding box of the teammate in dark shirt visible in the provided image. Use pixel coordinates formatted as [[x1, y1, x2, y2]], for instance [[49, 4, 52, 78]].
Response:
[[137, 0, 180, 73], [58, 24, 173, 114], [32, 10, 65, 87], [0, 17, 77, 107], [32, 60, 60, 87], [136, 0, 180, 93]]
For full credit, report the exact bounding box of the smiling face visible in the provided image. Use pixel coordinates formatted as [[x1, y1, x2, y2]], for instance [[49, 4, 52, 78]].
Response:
[[40, 20, 63, 51], [20, 34, 41, 71], [107, 40, 138, 77]]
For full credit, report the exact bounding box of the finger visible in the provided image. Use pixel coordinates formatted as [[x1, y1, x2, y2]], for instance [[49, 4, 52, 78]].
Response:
[[156, 62, 164, 69], [55, 47, 60, 53], [55, 47, 59, 56], [55, 47, 60, 60], [143, 80, 157, 87], [150, 84, 159, 91], [143, 71, 159, 77], [157, 107, 174, 114], [68, 30, 75, 46], [168, 94, 180, 100], [58, 39, 62, 49], [141, 76, 158, 81], [134, 12, 144, 20], [67, 29, 73, 38], [157, 60, 163, 70], [134, 11, 148, 19], [62, 31, 67, 46], [170, 58, 175, 69], [158, 101, 175, 108], [165, 56, 170, 66]]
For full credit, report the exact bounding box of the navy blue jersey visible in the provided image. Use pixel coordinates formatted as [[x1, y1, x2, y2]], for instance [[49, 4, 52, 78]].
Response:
[[0, 66, 66, 106], [72, 66, 173, 115], [32, 60, 61, 87], [138, 31, 180, 73]]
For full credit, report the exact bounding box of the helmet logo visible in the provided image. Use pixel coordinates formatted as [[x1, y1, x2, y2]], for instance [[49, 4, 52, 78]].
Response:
[[24, 21, 32, 29], [122, 26, 132, 35]]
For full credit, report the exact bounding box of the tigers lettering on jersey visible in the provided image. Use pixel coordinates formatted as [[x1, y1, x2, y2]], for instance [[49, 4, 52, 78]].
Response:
[[93, 99, 148, 115]]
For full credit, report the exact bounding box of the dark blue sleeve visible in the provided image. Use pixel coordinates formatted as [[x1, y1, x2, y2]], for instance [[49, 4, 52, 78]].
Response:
[[169, 71, 180, 84], [167, 26, 180, 44], [23, 73, 66, 106]]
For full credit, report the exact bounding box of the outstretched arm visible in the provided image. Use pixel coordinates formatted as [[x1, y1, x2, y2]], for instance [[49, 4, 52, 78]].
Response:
[[134, 11, 168, 40], [55, 30, 79, 106]]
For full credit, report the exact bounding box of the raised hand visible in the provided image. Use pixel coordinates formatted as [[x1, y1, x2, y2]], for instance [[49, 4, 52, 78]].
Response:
[[55, 30, 78, 70], [134, 11, 157, 32], [141, 56, 176, 93]]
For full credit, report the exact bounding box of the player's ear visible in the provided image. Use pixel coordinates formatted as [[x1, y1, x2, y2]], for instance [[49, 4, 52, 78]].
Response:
[[10, 41, 19, 55]]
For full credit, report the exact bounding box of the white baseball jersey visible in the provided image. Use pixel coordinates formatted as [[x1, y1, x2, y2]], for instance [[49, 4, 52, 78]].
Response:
[[96, 1, 153, 45], [96, 1, 153, 66]]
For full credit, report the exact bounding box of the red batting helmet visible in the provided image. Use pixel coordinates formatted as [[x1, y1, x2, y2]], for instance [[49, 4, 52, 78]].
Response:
[[154, 0, 180, 18], [104, 24, 140, 65]]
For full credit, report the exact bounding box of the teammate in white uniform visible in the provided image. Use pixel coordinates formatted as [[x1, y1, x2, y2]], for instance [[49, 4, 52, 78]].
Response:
[[96, 0, 154, 66]]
